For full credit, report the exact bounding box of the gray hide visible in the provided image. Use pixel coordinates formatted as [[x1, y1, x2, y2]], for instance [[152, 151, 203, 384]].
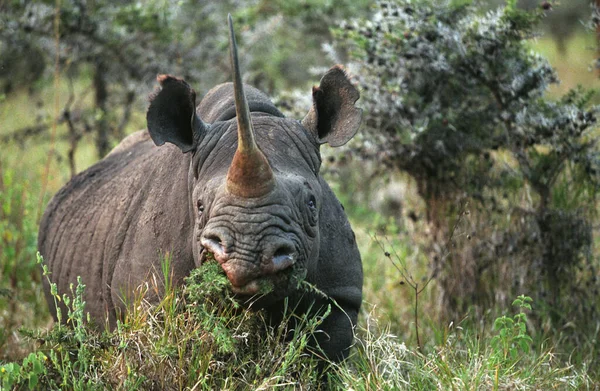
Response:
[[38, 18, 363, 362]]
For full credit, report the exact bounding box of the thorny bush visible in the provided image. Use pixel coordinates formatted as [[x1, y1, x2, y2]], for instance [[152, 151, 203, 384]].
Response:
[[333, 0, 600, 345]]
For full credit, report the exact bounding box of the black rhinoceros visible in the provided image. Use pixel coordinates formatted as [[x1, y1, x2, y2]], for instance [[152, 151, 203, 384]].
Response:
[[38, 16, 363, 361]]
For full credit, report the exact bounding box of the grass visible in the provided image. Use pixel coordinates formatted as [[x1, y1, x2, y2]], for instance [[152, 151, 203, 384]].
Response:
[[2, 253, 595, 390], [0, 168, 51, 362], [529, 30, 599, 100], [341, 309, 595, 390], [3, 257, 328, 389]]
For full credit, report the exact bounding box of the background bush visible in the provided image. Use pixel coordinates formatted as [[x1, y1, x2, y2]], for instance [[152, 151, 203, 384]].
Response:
[[333, 0, 600, 340]]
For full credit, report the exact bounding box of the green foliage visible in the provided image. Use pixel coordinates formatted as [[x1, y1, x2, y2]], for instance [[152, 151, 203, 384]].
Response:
[[0, 351, 48, 390], [25, 255, 102, 389], [2, 257, 333, 389], [0, 168, 50, 359], [0, 169, 39, 290], [0, 0, 372, 159], [488, 0, 593, 56], [236, 0, 371, 91], [334, 0, 600, 343], [335, 0, 573, 185], [329, 297, 595, 389], [185, 262, 240, 355], [490, 295, 534, 366], [7, 265, 595, 389]]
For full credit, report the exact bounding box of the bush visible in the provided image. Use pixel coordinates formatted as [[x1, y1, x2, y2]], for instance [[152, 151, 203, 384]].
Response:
[[334, 0, 600, 345]]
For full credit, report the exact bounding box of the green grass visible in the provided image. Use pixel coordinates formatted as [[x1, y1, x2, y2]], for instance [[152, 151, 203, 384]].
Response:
[[2, 257, 328, 389], [0, 168, 51, 362], [2, 255, 594, 389]]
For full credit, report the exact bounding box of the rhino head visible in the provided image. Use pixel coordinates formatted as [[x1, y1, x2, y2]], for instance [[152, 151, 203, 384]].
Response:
[[145, 16, 362, 301]]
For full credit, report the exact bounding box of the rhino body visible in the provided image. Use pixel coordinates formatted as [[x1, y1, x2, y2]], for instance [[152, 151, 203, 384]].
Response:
[[38, 19, 363, 361]]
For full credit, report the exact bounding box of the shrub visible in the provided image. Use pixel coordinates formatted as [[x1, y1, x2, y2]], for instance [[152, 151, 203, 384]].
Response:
[[334, 0, 600, 348]]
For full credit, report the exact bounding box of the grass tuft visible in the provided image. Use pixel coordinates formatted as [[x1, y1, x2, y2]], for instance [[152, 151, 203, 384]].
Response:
[[1, 257, 331, 389], [3, 255, 595, 389]]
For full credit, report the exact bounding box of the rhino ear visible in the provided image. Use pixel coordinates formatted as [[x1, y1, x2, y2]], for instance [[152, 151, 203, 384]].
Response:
[[147, 74, 207, 153], [302, 66, 362, 147]]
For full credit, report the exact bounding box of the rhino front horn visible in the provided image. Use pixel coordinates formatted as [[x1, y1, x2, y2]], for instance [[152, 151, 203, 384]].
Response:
[[226, 14, 275, 198]]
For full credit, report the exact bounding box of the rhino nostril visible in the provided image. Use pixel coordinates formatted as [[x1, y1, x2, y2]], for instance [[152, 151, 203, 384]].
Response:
[[201, 233, 226, 259], [206, 234, 223, 246], [271, 245, 296, 273]]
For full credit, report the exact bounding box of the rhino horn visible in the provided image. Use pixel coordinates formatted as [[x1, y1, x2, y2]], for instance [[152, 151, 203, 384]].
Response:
[[226, 14, 275, 198]]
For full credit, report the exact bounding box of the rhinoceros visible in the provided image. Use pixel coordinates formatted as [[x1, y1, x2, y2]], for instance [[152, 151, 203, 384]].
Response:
[[38, 16, 363, 361]]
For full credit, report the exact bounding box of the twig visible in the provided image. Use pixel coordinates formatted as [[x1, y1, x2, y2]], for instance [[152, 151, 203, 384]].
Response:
[[0, 124, 51, 144], [64, 75, 82, 177], [372, 199, 469, 351], [115, 90, 135, 140], [37, 0, 62, 223], [64, 110, 81, 178]]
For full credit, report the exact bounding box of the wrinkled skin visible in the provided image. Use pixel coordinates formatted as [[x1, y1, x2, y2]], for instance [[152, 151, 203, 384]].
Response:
[[38, 66, 363, 361]]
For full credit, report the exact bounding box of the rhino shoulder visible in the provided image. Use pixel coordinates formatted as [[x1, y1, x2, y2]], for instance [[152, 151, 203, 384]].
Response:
[[315, 177, 363, 306]]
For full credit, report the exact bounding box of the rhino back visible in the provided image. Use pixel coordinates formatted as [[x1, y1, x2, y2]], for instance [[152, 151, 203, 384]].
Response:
[[39, 135, 194, 326]]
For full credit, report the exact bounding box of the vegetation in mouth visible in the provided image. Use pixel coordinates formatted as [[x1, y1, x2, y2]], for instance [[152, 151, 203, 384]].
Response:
[[186, 260, 235, 304], [256, 278, 275, 295], [197, 249, 307, 297], [255, 262, 308, 296], [288, 265, 308, 290], [201, 249, 216, 264]]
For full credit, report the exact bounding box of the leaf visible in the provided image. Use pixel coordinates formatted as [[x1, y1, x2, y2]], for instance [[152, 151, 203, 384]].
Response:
[[518, 338, 530, 354], [28, 373, 38, 389], [33, 357, 43, 374]]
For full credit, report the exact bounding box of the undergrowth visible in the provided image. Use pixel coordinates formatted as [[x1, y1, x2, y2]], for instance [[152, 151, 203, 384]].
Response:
[[1, 254, 596, 390], [1, 256, 328, 390], [0, 168, 50, 361], [334, 299, 596, 391]]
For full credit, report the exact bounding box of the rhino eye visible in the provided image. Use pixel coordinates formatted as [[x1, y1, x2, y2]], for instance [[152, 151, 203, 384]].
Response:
[[197, 200, 205, 215], [307, 195, 317, 211]]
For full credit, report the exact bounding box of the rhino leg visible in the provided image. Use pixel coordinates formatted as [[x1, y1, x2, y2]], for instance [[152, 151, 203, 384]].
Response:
[[309, 299, 359, 362]]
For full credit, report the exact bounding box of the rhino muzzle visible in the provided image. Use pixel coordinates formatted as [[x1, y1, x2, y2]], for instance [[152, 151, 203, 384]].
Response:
[[197, 15, 297, 295], [200, 230, 297, 295]]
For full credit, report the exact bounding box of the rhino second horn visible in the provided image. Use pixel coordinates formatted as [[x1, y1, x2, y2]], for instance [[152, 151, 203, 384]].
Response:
[[226, 14, 275, 198]]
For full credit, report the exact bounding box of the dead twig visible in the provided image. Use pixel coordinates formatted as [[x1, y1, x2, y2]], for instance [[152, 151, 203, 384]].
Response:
[[36, 0, 62, 224], [372, 200, 469, 351]]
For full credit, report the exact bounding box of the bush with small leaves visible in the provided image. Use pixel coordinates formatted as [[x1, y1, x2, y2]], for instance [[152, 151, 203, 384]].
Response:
[[334, 0, 600, 345]]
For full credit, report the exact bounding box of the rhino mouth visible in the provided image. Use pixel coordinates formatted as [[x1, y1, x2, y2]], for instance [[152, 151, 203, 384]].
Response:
[[199, 248, 305, 299], [229, 275, 276, 296]]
